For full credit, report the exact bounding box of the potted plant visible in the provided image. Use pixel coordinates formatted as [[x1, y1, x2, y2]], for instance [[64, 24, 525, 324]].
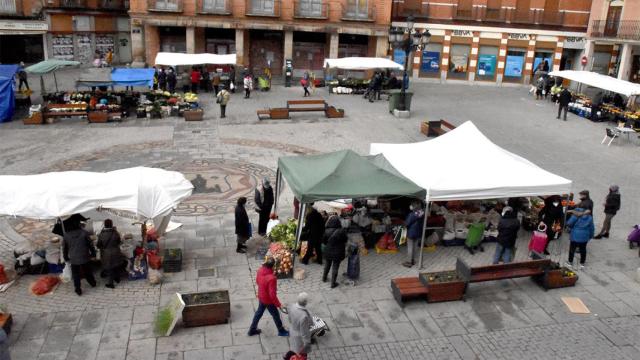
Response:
[[535, 264, 578, 289], [419, 271, 467, 303]]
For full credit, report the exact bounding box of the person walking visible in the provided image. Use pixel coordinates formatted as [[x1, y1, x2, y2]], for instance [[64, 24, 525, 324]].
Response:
[[158, 68, 167, 91], [565, 208, 595, 269], [301, 72, 310, 97], [403, 202, 425, 268], [216, 84, 230, 118], [235, 197, 251, 253], [97, 219, 124, 289], [493, 206, 520, 264], [63, 225, 97, 296], [286, 292, 313, 360], [190, 67, 201, 93], [369, 72, 382, 102], [254, 177, 274, 236], [301, 204, 325, 265], [538, 196, 564, 255], [0, 327, 9, 360], [322, 215, 348, 288], [557, 87, 571, 121], [594, 185, 621, 239], [166, 68, 177, 93], [106, 49, 113, 66], [17, 62, 29, 91], [212, 71, 221, 96], [201, 69, 210, 92], [248, 257, 289, 337], [243, 74, 253, 99]]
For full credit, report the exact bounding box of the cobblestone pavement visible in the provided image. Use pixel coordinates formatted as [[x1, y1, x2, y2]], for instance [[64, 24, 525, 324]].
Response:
[[2, 74, 640, 360]]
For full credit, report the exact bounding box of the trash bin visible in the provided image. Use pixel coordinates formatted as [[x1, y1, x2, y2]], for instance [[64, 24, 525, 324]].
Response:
[[388, 90, 413, 113]]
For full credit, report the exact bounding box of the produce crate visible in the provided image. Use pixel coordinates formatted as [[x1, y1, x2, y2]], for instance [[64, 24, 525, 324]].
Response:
[[419, 271, 467, 303], [88, 111, 109, 123], [534, 267, 578, 289], [184, 110, 204, 121], [23, 112, 43, 125], [181, 290, 230, 327], [163, 248, 182, 273], [274, 252, 294, 279]]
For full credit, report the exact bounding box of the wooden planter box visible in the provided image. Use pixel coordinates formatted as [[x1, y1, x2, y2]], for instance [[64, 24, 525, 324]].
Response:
[[0, 313, 12, 335], [163, 248, 182, 273], [325, 106, 345, 118], [535, 267, 579, 289], [184, 110, 204, 121], [181, 290, 230, 327], [88, 111, 109, 123], [420, 121, 429, 136], [419, 271, 467, 303], [23, 112, 43, 125], [270, 108, 289, 119]]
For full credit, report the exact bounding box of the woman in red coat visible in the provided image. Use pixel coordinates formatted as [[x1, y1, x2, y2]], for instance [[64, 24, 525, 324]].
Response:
[[248, 257, 289, 337]]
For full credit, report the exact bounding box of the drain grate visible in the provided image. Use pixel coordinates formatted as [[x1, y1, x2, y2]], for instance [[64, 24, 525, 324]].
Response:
[[192, 130, 201, 134]]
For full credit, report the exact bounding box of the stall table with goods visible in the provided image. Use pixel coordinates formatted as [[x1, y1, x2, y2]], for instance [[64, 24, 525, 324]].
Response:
[[323, 57, 404, 95]]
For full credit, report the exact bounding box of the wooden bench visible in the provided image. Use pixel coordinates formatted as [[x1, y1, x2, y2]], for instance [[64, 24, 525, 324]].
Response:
[[287, 99, 327, 112], [423, 119, 456, 137], [257, 99, 344, 120], [456, 257, 551, 284], [390, 277, 428, 307]]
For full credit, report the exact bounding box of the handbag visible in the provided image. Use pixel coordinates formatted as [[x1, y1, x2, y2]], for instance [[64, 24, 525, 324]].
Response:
[[552, 220, 562, 234]]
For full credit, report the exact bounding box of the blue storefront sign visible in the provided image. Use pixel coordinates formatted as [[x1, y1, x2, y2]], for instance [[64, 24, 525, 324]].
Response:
[[394, 49, 406, 66], [477, 54, 496, 76], [505, 55, 525, 77], [533, 56, 553, 72], [421, 51, 440, 73]]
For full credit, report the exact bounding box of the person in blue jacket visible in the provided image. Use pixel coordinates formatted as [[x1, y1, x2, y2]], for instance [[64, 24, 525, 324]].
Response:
[[403, 202, 425, 268], [565, 208, 595, 269]]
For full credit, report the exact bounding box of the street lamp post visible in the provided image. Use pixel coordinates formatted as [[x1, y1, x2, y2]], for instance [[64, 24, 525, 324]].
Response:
[[388, 15, 431, 111]]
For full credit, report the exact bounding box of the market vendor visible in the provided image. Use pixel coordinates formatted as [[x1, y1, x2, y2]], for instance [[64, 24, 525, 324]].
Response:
[[403, 202, 425, 268]]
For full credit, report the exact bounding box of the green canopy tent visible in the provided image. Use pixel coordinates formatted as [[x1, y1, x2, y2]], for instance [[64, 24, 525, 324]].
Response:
[[25, 59, 81, 94], [274, 149, 426, 251]]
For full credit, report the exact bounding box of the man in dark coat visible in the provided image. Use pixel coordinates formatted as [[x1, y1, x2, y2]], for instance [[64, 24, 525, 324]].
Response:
[[254, 178, 274, 236], [301, 204, 325, 265], [322, 216, 348, 288], [167, 68, 177, 93], [539, 196, 564, 254], [594, 185, 621, 239], [557, 88, 572, 121], [235, 197, 251, 253], [158, 68, 167, 91], [493, 207, 520, 264], [97, 219, 124, 288], [63, 227, 97, 296]]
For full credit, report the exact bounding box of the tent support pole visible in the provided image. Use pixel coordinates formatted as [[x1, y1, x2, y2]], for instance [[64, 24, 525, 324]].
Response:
[[418, 199, 430, 270], [291, 203, 307, 269], [273, 168, 281, 216], [54, 72, 59, 92]]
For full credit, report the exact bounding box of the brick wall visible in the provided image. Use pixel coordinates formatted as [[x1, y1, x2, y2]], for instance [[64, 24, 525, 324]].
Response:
[[50, 14, 74, 32], [144, 24, 159, 66]]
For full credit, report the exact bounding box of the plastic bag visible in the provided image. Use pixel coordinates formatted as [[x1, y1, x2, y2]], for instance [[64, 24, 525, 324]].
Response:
[[398, 227, 407, 246], [60, 264, 72, 283]]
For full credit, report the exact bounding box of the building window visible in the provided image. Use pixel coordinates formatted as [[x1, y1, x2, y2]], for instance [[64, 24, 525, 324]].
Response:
[[344, 0, 369, 20], [592, 51, 612, 75], [203, 0, 227, 12], [153, 0, 180, 11], [533, 50, 553, 74], [448, 44, 470, 79], [504, 48, 526, 82], [297, 0, 323, 17], [477, 46, 498, 81], [249, 0, 276, 15]]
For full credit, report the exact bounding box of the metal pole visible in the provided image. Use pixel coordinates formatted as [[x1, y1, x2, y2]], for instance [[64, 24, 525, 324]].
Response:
[[291, 203, 307, 269], [54, 72, 59, 92], [400, 46, 409, 111], [273, 168, 280, 215], [418, 191, 430, 269]]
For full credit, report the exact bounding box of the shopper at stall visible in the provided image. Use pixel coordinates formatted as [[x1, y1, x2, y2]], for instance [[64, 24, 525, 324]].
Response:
[[180, 69, 190, 93], [594, 185, 621, 239], [158, 68, 167, 91], [212, 71, 221, 95], [569, 190, 593, 216], [63, 225, 97, 296], [191, 67, 201, 93], [322, 215, 348, 288], [248, 256, 289, 337], [403, 202, 425, 268], [535, 76, 545, 100], [17, 62, 29, 91], [539, 196, 564, 255], [152, 67, 159, 90], [493, 206, 520, 264], [243, 74, 253, 99], [254, 177, 274, 236], [550, 82, 562, 103], [167, 68, 177, 93], [106, 49, 113, 66], [235, 197, 250, 254], [301, 204, 325, 265], [369, 72, 382, 103], [592, 91, 604, 121], [565, 208, 594, 269], [216, 84, 230, 118], [97, 219, 124, 289], [557, 87, 572, 121], [286, 292, 313, 359]]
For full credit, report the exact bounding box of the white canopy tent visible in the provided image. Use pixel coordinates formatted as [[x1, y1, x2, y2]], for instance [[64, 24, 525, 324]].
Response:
[[549, 70, 640, 97], [0, 167, 194, 234], [370, 121, 572, 267], [324, 57, 404, 71], [154, 52, 237, 66]]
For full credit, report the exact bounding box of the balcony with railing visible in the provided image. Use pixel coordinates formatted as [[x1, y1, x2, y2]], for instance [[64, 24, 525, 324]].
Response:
[[101, 0, 127, 10], [245, 0, 280, 17], [293, 0, 328, 19], [198, 0, 231, 15], [341, 1, 375, 21], [591, 20, 640, 41], [148, 0, 182, 12], [0, 0, 19, 14], [455, 8, 473, 20]]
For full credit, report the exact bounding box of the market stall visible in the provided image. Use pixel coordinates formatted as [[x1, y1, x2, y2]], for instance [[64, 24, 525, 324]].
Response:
[[271, 149, 426, 278], [154, 52, 236, 67], [24, 59, 81, 94], [323, 57, 404, 94], [370, 121, 573, 268], [0, 64, 18, 123]]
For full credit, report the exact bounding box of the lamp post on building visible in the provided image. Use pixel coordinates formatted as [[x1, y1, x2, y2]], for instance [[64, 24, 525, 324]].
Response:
[[388, 15, 431, 111]]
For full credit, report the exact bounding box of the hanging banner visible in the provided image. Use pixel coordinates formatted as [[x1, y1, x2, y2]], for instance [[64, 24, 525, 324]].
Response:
[[477, 54, 496, 76], [533, 56, 553, 72], [393, 49, 405, 66], [450, 54, 469, 73], [421, 51, 440, 73], [505, 55, 524, 77]]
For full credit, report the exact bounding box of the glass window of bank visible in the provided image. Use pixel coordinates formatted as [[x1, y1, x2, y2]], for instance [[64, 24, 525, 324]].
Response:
[[448, 44, 470, 79], [476, 46, 498, 81], [420, 43, 442, 78], [504, 48, 526, 82]]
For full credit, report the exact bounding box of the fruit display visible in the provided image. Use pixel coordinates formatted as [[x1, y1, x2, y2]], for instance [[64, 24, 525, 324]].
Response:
[[269, 219, 297, 250], [267, 243, 294, 278]]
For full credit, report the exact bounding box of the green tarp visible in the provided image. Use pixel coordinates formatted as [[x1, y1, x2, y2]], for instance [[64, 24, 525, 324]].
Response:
[[25, 59, 81, 75], [278, 150, 426, 203]]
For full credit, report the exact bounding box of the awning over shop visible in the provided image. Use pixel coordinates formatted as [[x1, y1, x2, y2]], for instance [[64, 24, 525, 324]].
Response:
[[0, 64, 18, 122], [324, 57, 404, 71], [24, 59, 80, 75], [370, 122, 572, 201], [154, 52, 237, 66], [549, 70, 640, 97], [277, 149, 425, 203]]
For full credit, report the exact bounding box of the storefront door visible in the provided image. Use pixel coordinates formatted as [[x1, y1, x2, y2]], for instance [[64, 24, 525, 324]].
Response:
[[250, 31, 283, 76]]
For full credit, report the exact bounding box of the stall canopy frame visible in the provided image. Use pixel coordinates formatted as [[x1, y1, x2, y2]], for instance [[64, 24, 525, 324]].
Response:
[[25, 59, 81, 93], [370, 121, 573, 268], [154, 52, 237, 66], [549, 70, 640, 97]]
